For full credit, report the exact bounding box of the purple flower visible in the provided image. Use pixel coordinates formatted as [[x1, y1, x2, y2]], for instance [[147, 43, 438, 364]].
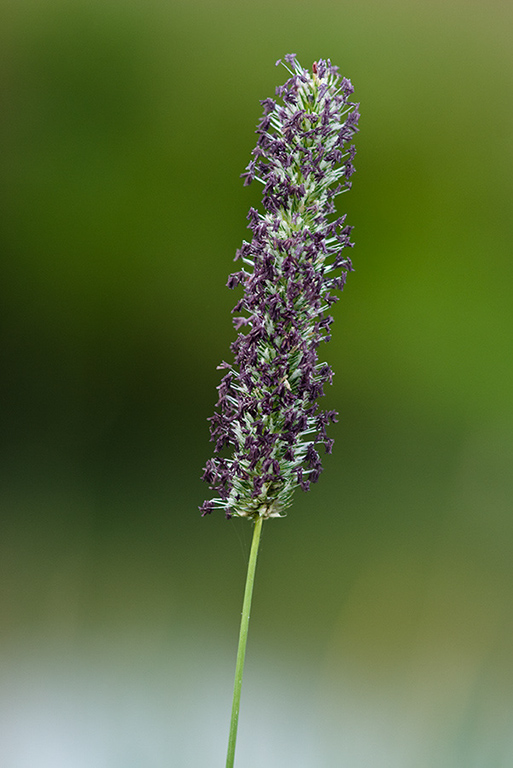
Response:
[[201, 55, 359, 519]]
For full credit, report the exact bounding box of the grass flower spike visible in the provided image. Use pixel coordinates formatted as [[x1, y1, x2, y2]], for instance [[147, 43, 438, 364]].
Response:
[[201, 54, 359, 521], [201, 54, 359, 768]]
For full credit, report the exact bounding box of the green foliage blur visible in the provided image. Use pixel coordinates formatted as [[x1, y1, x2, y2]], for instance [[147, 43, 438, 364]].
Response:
[[1, 0, 512, 765]]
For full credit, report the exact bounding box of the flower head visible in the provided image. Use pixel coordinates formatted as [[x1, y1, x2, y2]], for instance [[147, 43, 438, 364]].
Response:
[[200, 55, 359, 520]]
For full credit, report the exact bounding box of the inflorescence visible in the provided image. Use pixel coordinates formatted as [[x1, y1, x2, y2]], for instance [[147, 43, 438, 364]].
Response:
[[200, 54, 359, 520]]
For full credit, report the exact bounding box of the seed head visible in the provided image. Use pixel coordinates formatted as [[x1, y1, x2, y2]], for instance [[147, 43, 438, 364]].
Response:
[[200, 54, 359, 520]]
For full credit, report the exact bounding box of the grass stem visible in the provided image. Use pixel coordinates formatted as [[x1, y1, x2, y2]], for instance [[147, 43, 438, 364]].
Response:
[[225, 514, 264, 768]]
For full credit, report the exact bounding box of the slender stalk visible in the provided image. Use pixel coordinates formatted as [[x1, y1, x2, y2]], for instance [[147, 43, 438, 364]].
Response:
[[226, 513, 264, 768]]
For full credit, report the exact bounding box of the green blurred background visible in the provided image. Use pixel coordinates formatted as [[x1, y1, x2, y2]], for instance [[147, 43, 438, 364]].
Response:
[[1, 0, 512, 765]]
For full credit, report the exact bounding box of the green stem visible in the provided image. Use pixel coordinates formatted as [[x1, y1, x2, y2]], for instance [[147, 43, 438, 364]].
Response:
[[225, 513, 264, 768]]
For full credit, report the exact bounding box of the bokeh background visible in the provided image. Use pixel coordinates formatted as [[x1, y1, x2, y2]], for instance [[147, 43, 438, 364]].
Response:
[[1, 0, 512, 766]]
